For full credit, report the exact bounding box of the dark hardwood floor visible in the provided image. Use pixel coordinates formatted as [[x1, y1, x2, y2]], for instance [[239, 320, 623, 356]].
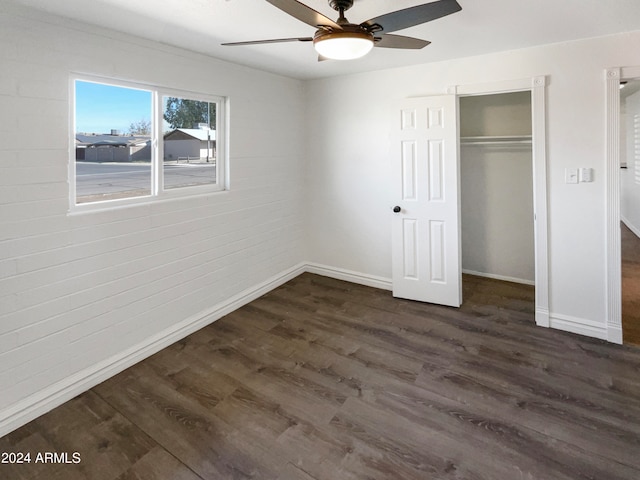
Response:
[[622, 222, 640, 345], [2, 273, 640, 479]]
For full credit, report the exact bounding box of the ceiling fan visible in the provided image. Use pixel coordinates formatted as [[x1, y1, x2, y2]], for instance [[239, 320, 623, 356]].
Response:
[[222, 0, 462, 61]]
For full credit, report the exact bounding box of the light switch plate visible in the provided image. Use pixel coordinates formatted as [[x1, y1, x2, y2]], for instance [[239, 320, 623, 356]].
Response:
[[565, 168, 579, 184], [579, 167, 593, 182]]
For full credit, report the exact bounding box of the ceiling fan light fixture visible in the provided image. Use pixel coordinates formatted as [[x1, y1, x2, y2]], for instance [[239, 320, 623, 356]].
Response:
[[223, 0, 463, 61], [313, 31, 374, 60]]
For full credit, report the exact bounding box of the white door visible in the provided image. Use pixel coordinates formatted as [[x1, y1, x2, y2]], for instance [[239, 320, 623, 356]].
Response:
[[391, 95, 461, 307]]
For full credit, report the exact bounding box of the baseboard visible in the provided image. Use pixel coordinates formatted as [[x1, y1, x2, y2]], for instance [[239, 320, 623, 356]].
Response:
[[462, 269, 535, 286], [305, 262, 393, 291], [0, 262, 307, 439], [607, 325, 623, 345], [535, 307, 550, 328], [549, 313, 608, 341]]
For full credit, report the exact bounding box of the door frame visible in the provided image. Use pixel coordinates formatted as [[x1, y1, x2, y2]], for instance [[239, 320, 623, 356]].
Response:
[[604, 66, 640, 345], [448, 76, 550, 327]]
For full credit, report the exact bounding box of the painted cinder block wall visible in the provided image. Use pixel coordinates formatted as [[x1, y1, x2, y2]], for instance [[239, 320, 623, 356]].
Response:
[[0, 3, 306, 435]]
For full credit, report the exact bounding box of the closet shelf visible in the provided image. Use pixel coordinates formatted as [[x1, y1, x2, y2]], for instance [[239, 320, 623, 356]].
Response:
[[460, 135, 532, 145]]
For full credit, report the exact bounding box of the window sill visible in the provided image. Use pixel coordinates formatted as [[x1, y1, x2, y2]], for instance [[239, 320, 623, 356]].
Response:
[[68, 186, 229, 216]]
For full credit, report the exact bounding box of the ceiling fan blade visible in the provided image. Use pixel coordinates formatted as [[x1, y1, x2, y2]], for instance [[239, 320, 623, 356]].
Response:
[[265, 0, 341, 29], [374, 34, 431, 50], [361, 0, 461, 34], [222, 37, 313, 46]]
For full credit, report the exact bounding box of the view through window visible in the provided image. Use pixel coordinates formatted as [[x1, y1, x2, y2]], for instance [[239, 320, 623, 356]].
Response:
[[75, 81, 153, 203], [163, 96, 217, 190], [73, 78, 223, 206]]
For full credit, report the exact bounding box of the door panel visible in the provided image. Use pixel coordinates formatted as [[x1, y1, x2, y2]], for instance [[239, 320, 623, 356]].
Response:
[[402, 218, 418, 279], [392, 95, 461, 307], [429, 220, 446, 282], [428, 140, 444, 201], [402, 141, 418, 200]]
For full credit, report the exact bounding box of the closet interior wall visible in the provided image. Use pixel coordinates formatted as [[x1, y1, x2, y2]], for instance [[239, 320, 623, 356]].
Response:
[[459, 92, 535, 285]]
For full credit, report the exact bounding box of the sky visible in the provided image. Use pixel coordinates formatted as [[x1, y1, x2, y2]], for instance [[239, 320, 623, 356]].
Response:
[[75, 80, 152, 134]]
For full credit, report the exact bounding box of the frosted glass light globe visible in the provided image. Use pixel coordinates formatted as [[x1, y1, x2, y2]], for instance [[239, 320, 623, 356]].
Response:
[[314, 32, 374, 60]]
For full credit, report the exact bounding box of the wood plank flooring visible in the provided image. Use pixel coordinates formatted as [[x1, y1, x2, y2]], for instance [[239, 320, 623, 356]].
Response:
[[2, 273, 640, 479], [622, 222, 640, 345]]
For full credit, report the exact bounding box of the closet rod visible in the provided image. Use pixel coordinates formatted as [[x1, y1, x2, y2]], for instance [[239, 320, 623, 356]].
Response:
[[461, 140, 532, 145], [460, 135, 532, 146]]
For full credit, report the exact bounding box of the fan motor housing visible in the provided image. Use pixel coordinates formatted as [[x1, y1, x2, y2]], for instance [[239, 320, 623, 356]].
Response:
[[314, 23, 374, 43], [329, 0, 354, 12]]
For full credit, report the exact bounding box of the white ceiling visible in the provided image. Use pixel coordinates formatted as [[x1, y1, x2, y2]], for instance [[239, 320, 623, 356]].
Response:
[[12, 0, 640, 79]]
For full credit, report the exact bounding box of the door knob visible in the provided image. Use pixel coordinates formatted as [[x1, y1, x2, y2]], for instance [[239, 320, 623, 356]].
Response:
[[393, 206, 401, 213]]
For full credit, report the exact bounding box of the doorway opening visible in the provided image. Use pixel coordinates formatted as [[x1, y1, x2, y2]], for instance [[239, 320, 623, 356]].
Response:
[[459, 91, 536, 315], [452, 77, 549, 329], [619, 79, 640, 345], [606, 66, 640, 344]]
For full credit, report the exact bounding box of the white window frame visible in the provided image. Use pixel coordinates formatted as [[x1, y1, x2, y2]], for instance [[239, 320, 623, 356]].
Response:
[[69, 75, 227, 212]]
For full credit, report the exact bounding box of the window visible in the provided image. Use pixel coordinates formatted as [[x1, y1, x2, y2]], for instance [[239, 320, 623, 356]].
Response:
[[72, 77, 225, 208], [162, 96, 217, 190]]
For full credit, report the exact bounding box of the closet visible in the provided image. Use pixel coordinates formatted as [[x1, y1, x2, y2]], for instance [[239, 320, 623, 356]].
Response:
[[459, 91, 535, 286]]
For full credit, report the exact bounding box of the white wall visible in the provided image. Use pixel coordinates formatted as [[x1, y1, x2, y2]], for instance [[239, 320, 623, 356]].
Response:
[[305, 31, 640, 338], [459, 92, 532, 137], [0, 2, 306, 434], [460, 145, 534, 283], [621, 88, 640, 235]]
